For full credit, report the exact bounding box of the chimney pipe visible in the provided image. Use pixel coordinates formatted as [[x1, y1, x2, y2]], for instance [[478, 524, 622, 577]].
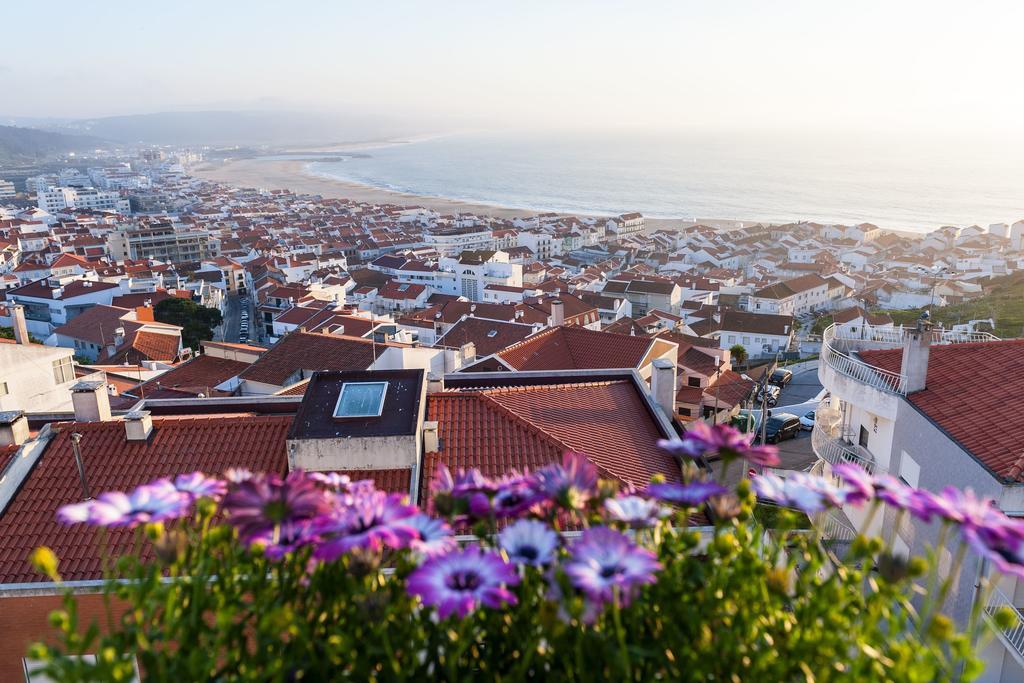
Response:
[[10, 304, 30, 345], [550, 299, 565, 327], [124, 410, 154, 441], [426, 374, 445, 394], [71, 380, 112, 422], [0, 410, 29, 447], [901, 322, 932, 393], [650, 358, 677, 419], [70, 432, 92, 500], [422, 420, 440, 453]]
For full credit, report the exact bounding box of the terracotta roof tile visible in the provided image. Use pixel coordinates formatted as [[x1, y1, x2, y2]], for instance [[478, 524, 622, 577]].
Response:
[[858, 339, 1024, 481], [239, 332, 393, 386], [496, 326, 654, 371], [0, 415, 291, 583]]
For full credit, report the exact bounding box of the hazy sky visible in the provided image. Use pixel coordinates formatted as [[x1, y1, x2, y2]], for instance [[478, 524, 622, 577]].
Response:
[[3, 0, 1022, 138]]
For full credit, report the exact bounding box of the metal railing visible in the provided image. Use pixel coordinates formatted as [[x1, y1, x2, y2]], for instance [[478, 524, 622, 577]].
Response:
[[811, 420, 885, 476], [822, 325, 907, 394], [985, 584, 1024, 663], [821, 323, 1001, 396]]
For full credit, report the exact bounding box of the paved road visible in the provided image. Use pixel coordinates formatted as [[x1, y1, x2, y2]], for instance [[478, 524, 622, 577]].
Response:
[[777, 362, 824, 406], [221, 294, 241, 343]]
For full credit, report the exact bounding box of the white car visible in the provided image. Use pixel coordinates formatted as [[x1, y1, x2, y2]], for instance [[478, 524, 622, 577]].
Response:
[[799, 410, 815, 430]]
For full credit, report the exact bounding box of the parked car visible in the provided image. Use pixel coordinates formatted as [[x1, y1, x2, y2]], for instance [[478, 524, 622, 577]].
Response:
[[770, 369, 793, 386], [762, 413, 801, 444], [756, 384, 781, 407], [799, 411, 815, 431]]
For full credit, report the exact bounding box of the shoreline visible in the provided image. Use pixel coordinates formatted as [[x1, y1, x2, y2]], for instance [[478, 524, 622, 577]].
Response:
[[191, 157, 924, 236]]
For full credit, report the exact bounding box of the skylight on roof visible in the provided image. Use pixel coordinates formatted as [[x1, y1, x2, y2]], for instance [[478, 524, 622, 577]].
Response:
[[333, 381, 388, 418]]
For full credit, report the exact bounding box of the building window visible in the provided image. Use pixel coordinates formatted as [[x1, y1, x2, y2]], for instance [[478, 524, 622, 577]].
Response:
[[687, 377, 701, 387], [678, 407, 691, 417], [858, 425, 869, 449], [899, 451, 921, 488], [0, 381, 8, 396], [334, 382, 388, 418], [52, 357, 74, 384]]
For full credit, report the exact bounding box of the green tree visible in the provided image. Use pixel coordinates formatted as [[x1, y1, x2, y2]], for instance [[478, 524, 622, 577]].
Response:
[[154, 298, 223, 351], [0, 325, 42, 344], [729, 343, 748, 367]]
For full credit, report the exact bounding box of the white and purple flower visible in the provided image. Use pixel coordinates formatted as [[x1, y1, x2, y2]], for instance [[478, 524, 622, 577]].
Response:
[[752, 472, 847, 514], [605, 495, 670, 527], [173, 471, 227, 500], [646, 481, 727, 507], [58, 479, 192, 528], [408, 514, 457, 559], [222, 470, 330, 556], [564, 527, 661, 606], [407, 546, 520, 618], [658, 422, 780, 466], [499, 519, 559, 566], [313, 490, 419, 561], [535, 452, 599, 508]]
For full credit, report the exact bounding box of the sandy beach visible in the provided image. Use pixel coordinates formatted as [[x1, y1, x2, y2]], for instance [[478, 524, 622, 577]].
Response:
[[192, 157, 749, 232]]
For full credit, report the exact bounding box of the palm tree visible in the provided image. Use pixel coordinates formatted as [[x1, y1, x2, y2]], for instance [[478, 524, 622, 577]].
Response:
[[729, 343, 747, 368]]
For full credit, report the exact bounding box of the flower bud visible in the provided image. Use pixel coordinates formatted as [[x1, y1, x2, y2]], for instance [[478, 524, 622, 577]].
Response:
[[153, 531, 187, 565], [48, 610, 70, 630], [877, 552, 911, 583], [196, 497, 217, 519], [26, 643, 49, 661], [144, 522, 164, 541], [765, 567, 793, 596], [927, 614, 954, 642], [995, 606, 1018, 631], [30, 547, 60, 582]]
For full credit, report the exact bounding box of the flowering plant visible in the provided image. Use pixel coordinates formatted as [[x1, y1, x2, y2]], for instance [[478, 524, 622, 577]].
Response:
[[27, 426, 1021, 681]]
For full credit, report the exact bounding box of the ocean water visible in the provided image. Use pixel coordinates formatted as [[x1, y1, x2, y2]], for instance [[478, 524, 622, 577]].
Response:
[[308, 130, 1024, 233]]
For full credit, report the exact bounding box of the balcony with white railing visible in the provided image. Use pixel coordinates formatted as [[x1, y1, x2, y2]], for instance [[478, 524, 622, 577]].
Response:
[[820, 323, 1000, 398], [811, 398, 886, 476], [985, 584, 1024, 668]]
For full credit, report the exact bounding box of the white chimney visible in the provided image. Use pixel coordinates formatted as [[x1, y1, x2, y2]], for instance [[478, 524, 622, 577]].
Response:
[[460, 342, 476, 364], [10, 304, 30, 345], [0, 410, 29, 447], [114, 326, 126, 348], [901, 322, 931, 393], [124, 410, 154, 441], [550, 299, 565, 327], [650, 358, 677, 418], [71, 380, 112, 422], [423, 420, 440, 453], [427, 374, 445, 394]]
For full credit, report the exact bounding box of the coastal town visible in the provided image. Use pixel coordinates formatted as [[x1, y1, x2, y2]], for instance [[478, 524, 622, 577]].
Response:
[[2, 146, 1024, 679]]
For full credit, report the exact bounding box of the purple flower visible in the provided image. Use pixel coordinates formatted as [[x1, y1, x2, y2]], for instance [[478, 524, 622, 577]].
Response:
[[499, 519, 559, 566], [408, 514, 457, 558], [964, 522, 1024, 580], [535, 452, 599, 507], [431, 464, 497, 497], [873, 475, 934, 521], [173, 472, 227, 500], [752, 472, 846, 514], [224, 467, 253, 483], [407, 546, 520, 618], [490, 475, 546, 518], [646, 481, 727, 507], [658, 422, 780, 466], [832, 463, 874, 506], [309, 472, 353, 491], [605, 495, 670, 527], [313, 490, 419, 561], [58, 480, 193, 528], [222, 470, 330, 556], [564, 527, 661, 606]]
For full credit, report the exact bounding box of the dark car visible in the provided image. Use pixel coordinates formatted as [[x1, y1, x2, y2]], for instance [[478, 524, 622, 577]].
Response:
[[762, 413, 801, 444], [770, 369, 793, 386]]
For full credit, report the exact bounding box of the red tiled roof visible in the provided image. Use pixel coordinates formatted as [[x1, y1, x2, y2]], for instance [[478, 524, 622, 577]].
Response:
[[437, 317, 535, 357], [132, 354, 250, 398], [0, 415, 292, 583], [337, 468, 412, 495], [239, 332, 393, 386], [496, 326, 654, 371], [111, 330, 180, 364], [858, 340, 1024, 481], [424, 380, 679, 492]]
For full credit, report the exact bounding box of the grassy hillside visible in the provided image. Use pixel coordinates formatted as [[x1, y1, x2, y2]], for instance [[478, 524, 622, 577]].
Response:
[[0, 125, 104, 166], [876, 271, 1024, 339]]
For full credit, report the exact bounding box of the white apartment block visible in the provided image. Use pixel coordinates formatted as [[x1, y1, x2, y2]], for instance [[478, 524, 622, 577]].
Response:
[[813, 321, 1024, 682], [37, 186, 130, 214], [422, 228, 494, 257], [0, 180, 16, 199]]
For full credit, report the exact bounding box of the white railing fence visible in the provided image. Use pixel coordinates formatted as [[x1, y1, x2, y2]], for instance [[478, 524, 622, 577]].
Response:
[[985, 584, 1024, 663]]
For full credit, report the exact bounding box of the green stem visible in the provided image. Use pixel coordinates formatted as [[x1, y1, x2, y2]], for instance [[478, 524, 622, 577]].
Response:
[[612, 588, 632, 680]]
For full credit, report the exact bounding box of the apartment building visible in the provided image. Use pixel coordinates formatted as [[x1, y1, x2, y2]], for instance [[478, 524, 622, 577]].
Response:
[[37, 186, 130, 214], [814, 319, 1024, 682], [106, 222, 214, 262]]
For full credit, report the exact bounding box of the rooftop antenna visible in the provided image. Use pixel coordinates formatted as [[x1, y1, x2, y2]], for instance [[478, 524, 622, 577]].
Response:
[[70, 432, 91, 500]]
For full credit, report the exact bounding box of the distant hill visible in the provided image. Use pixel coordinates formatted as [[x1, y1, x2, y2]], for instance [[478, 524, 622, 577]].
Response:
[[44, 110, 410, 147], [878, 271, 1024, 339], [0, 125, 104, 166]]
